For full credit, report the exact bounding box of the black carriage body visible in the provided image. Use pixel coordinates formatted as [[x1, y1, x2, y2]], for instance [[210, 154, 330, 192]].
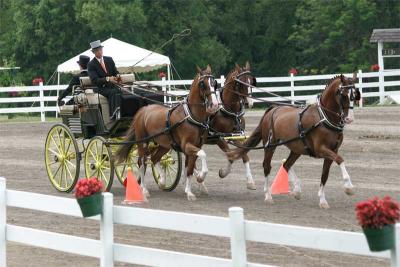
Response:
[[60, 85, 163, 139]]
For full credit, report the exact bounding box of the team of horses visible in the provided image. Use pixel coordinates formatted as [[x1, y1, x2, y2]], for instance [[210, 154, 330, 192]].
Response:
[[116, 63, 360, 208]]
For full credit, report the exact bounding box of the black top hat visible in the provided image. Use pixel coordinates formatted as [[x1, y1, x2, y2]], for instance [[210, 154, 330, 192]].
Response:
[[77, 55, 90, 66]]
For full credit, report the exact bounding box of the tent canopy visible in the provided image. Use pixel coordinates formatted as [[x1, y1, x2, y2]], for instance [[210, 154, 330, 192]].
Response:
[[57, 38, 170, 74]]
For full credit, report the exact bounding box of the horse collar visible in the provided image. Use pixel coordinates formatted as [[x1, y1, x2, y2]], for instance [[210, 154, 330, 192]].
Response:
[[183, 100, 209, 129], [317, 95, 344, 132]]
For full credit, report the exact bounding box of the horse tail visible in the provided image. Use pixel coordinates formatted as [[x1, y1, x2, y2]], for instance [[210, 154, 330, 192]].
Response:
[[227, 106, 274, 161], [115, 124, 136, 163]]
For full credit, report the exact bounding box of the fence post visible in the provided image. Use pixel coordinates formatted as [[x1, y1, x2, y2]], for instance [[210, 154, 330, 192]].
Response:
[[39, 82, 45, 122], [391, 223, 400, 267], [357, 70, 363, 108], [0, 177, 6, 267], [161, 77, 167, 104], [377, 41, 385, 104], [100, 192, 114, 267], [290, 73, 295, 104], [229, 207, 247, 267]]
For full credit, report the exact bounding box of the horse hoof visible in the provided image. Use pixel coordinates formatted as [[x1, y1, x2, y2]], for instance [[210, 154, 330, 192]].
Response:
[[142, 188, 150, 198], [319, 202, 330, 209], [219, 169, 227, 178], [264, 196, 274, 204], [187, 192, 197, 201], [344, 187, 354, 196], [291, 191, 301, 200], [247, 182, 256, 190], [196, 176, 204, 183]]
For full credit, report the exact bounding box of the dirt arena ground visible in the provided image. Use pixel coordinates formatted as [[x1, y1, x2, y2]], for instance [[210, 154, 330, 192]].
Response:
[[1, 106, 399, 267]]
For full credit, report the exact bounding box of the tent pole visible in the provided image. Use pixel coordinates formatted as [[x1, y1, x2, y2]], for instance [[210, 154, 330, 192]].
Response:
[[56, 72, 60, 118], [167, 64, 171, 103]]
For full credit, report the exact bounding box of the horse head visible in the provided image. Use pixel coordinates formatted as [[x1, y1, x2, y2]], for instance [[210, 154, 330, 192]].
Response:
[[194, 65, 219, 114], [323, 73, 359, 125], [225, 61, 256, 108]]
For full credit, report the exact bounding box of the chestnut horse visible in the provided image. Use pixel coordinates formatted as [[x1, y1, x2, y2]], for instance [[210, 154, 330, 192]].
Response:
[[228, 74, 360, 208], [208, 62, 257, 189], [116, 65, 219, 201]]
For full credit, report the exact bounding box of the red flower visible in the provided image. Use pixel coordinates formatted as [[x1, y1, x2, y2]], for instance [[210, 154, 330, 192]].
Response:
[[370, 64, 380, 71], [289, 68, 298, 75], [158, 71, 166, 78], [32, 77, 44, 85], [74, 177, 103, 198], [355, 196, 400, 229]]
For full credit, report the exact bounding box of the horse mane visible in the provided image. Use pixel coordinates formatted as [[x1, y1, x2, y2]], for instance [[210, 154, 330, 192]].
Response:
[[324, 75, 341, 91], [225, 67, 241, 83]]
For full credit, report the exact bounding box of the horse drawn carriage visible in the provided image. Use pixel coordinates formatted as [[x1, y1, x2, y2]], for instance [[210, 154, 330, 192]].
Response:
[[44, 74, 182, 193]]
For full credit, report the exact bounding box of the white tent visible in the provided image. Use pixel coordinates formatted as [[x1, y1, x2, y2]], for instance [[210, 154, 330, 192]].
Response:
[[57, 37, 171, 75]]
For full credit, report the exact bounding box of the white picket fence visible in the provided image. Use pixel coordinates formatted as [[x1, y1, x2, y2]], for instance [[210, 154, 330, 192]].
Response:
[[1, 177, 399, 267], [0, 69, 399, 122]]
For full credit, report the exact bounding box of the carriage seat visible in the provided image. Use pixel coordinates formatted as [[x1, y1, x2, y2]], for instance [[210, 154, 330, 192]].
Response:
[[79, 77, 110, 126]]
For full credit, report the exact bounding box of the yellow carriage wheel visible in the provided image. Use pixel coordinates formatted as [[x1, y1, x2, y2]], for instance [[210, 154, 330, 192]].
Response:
[[45, 123, 80, 193], [151, 149, 182, 191], [84, 136, 114, 191], [113, 144, 141, 186]]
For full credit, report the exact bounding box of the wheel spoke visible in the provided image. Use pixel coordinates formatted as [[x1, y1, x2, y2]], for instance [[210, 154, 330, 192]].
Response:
[[47, 148, 60, 157], [65, 138, 72, 154], [64, 161, 73, 185], [50, 135, 62, 155], [59, 165, 64, 188], [99, 168, 108, 183], [56, 129, 64, 154], [88, 149, 96, 161], [65, 158, 76, 169], [53, 163, 62, 179]]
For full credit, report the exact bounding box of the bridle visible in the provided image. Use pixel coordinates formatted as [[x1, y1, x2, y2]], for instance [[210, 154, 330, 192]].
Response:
[[197, 74, 217, 107], [319, 79, 357, 128]]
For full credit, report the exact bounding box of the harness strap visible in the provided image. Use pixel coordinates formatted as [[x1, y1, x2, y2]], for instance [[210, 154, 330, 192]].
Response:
[[166, 104, 183, 152], [298, 106, 315, 157], [182, 101, 209, 129]]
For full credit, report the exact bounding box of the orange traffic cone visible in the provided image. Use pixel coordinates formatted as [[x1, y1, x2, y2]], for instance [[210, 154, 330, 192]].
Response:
[[270, 165, 290, 195], [124, 167, 146, 204]]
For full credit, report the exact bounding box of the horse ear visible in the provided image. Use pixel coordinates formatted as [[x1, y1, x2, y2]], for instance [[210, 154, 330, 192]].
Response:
[[245, 61, 250, 70], [196, 65, 202, 73], [235, 63, 240, 70], [352, 72, 357, 81], [206, 64, 211, 73]]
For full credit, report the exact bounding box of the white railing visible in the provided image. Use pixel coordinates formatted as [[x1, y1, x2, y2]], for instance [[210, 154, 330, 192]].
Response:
[[1, 177, 399, 267], [1, 70, 399, 121]]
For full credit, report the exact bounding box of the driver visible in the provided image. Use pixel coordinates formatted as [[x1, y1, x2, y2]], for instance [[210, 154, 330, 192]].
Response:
[[57, 55, 90, 106], [87, 40, 121, 120]]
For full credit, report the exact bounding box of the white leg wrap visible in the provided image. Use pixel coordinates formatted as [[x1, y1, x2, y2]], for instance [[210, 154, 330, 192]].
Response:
[[155, 162, 165, 187], [139, 162, 150, 197], [244, 162, 256, 190], [196, 150, 208, 180], [264, 175, 273, 203], [318, 185, 329, 209], [185, 175, 196, 201], [289, 168, 301, 193], [339, 162, 353, 188]]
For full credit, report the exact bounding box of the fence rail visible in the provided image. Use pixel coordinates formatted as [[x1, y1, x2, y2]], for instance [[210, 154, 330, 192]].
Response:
[[1, 70, 399, 121], [1, 177, 399, 267]]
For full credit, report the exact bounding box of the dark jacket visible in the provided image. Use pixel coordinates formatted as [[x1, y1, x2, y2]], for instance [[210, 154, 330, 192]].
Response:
[[88, 56, 119, 87], [59, 70, 88, 100]]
